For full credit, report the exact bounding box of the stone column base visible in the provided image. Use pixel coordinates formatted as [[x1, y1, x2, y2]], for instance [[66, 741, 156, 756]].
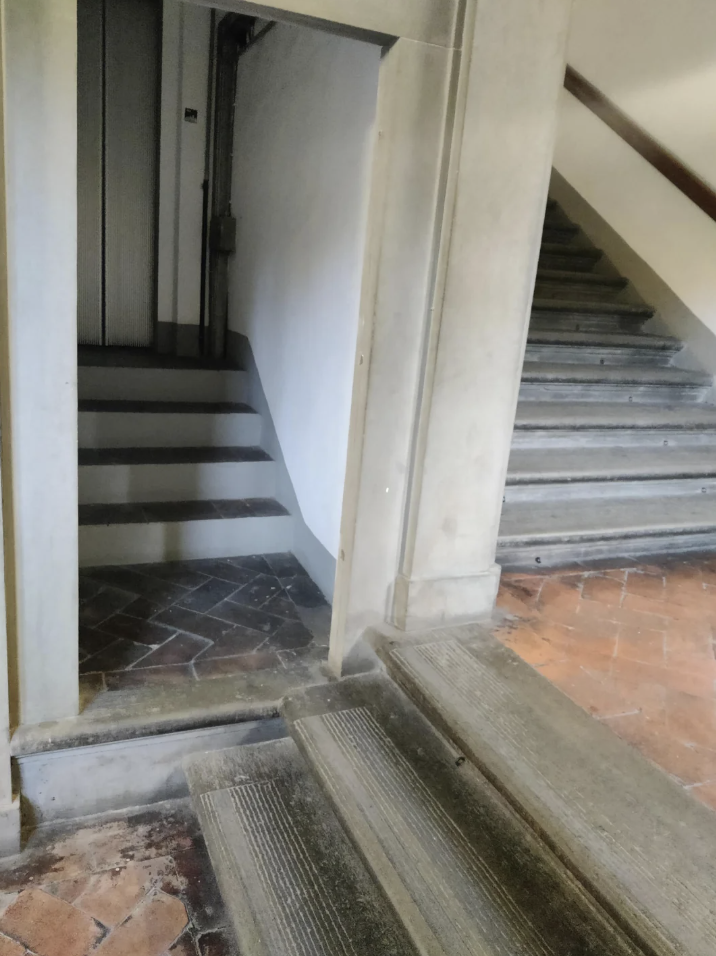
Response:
[[392, 565, 501, 632], [0, 796, 21, 858]]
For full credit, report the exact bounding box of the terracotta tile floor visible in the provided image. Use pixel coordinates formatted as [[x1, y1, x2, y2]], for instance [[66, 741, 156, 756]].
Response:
[[494, 556, 716, 812], [0, 799, 235, 956], [79, 553, 330, 690]]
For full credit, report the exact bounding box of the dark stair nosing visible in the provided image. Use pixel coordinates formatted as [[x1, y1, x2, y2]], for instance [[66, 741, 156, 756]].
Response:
[[540, 243, 602, 261], [79, 446, 272, 466], [381, 634, 716, 956], [184, 738, 418, 956], [78, 399, 255, 414], [79, 497, 288, 526], [282, 674, 638, 956]]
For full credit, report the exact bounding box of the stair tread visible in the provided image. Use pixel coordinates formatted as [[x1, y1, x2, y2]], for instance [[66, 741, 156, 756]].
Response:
[[540, 243, 601, 260], [521, 362, 711, 386], [184, 737, 417, 956], [283, 674, 637, 956], [79, 399, 254, 414], [78, 346, 239, 371], [507, 446, 716, 483], [526, 330, 679, 350], [79, 497, 288, 525], [499, 492, 716, 541], [515, 402, 716, 430], [535, 269, 626, 288], [79, 446, 272, 466], [532, 299, 654, 317], [382, 635, 716, 956]]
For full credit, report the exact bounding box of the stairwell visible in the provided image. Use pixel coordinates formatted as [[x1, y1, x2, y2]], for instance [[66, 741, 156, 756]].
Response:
[[78, 350, 292, 567], [498, 200, 716, 569]]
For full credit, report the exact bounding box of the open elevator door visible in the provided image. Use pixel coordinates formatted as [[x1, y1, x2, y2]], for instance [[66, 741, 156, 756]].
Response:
[[77, 0, 161, 347]]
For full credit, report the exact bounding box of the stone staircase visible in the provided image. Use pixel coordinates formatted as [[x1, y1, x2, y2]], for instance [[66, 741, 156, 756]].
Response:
[[184, 629, 716, 956], [78, 350, 292, 566], [498, 200, 716, 569]]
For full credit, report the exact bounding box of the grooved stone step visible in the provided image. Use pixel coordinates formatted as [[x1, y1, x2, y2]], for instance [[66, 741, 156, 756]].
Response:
[[498, 494, 716, 551], [514, 402, 716, 431], [541, 224, 579, 243], [535, 269, 626, 289], [507, 446, 716, 484], [381, 634, 716, 956], [526, 330, 679, 351], [283, 675, 640, 956], [79, 446, 272, 465], [531, 300, 654, 318], [184, 738, 417, 956], [538, 244, 602, 273], [521, 363, 710, 387], [79, 497, 288, 525]]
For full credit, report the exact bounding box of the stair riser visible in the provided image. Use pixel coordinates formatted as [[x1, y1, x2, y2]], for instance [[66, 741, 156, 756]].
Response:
[[79, 513, 292, 566], [79, 367, 248, 403], [538, 253, 599, 272], [512, 428, 716, 450], [78, 411, 262, 448], [497, 531, 716, 571], [78, 460, 276, 504], [530, 315, 647, 333], [505, 477, 716, 504], [519, 383, 710, 404], [524, 345, 677, 367], [533, 282, 624, 303]]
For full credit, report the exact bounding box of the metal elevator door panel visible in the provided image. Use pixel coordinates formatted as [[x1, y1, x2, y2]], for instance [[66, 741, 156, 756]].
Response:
[[77, 0, 161, 347], [104, 0, 161, 346], [77, 0, 104, 345]]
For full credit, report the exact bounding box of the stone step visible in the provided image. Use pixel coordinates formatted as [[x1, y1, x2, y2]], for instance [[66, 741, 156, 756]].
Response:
[[78, 446, 276, 504], [78, 498, 292, 566], [184, 737, 418, 956], [513, 401, 716, 437], [282, 674, 637, 956], [538, 244, 602, 273], [519, 362, 712, 404], [507, 445, 716, 486], [525, 336, 680, 367], [78, 399, 261, 448], [534, 269, 628, 302], [498, 492, 716, 565], [541, 223, 579, 243], [380, 633, 716, 956], [531, 299, 654, 333], [78, 364, 248, 403]]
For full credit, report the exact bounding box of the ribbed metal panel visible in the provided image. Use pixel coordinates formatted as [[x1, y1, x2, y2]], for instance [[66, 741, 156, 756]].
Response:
[[104, 0, 161, 346], [77, 0, 103, 345]]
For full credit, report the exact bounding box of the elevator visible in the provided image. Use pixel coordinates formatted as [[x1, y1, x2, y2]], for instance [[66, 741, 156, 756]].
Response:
[[77, 0, 162, 346]]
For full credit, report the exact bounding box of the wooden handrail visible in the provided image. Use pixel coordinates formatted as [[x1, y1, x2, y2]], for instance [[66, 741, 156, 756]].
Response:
[[564, 65, 716, 225]]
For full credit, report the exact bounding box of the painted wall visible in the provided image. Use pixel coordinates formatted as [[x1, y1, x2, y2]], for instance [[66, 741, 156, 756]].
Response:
[[157, 0, 211, 351], [555, 0, 716, 358], [2, 0, 79, 724], [228, 23, 379, 558]]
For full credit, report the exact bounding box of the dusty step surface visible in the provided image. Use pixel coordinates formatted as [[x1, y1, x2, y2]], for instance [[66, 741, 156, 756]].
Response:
[[184, 737, 418, 956], [538, 244, 602, 272], [531, 299, 654, 318], [379, 630, 716, 956], [514, 402, 716, 431], [283, 674, 641, 956], [526, 330, 680, 351], [507, 446, 716, 484]]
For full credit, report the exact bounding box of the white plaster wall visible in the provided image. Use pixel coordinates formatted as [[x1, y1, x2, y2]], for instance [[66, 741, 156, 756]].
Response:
[[555, 0, 716, 356], [2, 0, 79, 724], [228, 23, 379, 557], [157, 0, 211, 334]]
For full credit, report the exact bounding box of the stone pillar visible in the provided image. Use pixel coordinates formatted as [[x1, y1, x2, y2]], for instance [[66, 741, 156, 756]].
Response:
[[392, 0, 572, 630], [0, 0, 79, 724]]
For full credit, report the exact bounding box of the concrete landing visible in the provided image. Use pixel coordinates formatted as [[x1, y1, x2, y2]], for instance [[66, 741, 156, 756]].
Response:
[[283, 675, 639, 956], [184, 738, 417, 956], [379, 629, 716, 956]]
